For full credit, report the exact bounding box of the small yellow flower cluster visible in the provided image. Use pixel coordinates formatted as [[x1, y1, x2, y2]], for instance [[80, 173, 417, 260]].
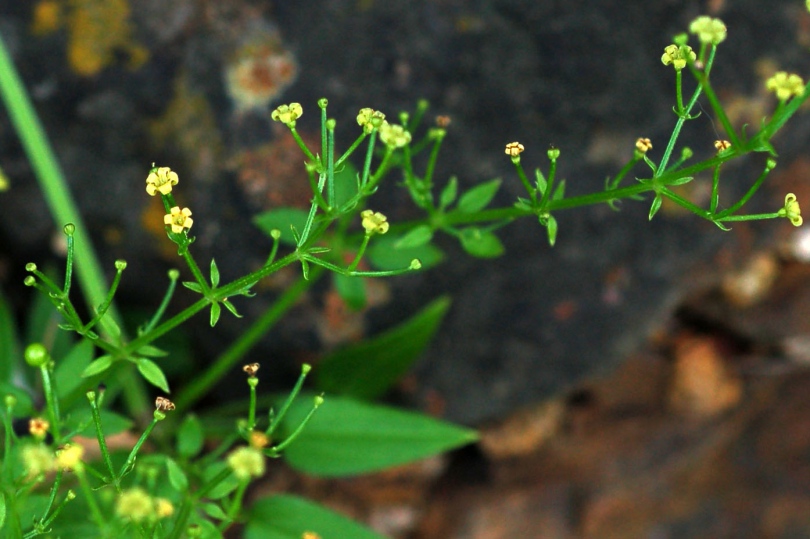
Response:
[[243, 362, 260, 377], [714, 140, 731, 153], [766, 72, 805, 101], [56, 443, 84, 471], [504, 141, 524, 157], [271, 102, 303, 126], [164, 207, 193, 234], [661, 44, 696, 70], [689, 16, 727, 45], [227, 446, 266, 480], [379, 122, 412, 148], [115, 487, 175, 523], [145, 166, 179, 196], [360, 209, 389, 235], [635, 138, 653, 154], [781, 193, 803, 227], [357, 107, 386, 134]]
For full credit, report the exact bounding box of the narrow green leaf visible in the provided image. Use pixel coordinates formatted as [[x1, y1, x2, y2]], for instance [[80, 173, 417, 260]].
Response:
[[0, 289, 21, 383], [201, 502, 229, 522], [210, 302, 221, 327], [136, 358, 170, 392], [177, 414, 205, 458], [395, 225, 433, 249], [102, 313, 121, 340], [438, 177, 458, 209], [81, 355, 113, 378], [333, 273, 366, 311], [546, 214, 559, 246], [368, 234, 444, 271], [203, 462, 239, 499], [210, 258, 220, 288], [253, 208, 309, 245], [649, 194, 663, 221], [459, 228, 505, 258], [166, 458, 189, 491], [222, 299, 242, 318], [552, 179, 566, 200], [316, 296, 451, 400], [247, 495, 386, 539], [72, 409, 133, 436], [182, 281, 203, 294], [55, 340, 94, 398], [0, 490, 6, 529], [457, 179, 501, 213], [134, 344, 168, 358], [282, 395, 478, 476], [535, 169, 547, 195], [669, 176, 694, 186]]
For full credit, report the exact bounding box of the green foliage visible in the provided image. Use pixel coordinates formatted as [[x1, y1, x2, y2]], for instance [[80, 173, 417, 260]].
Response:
[[316, 296, 451, 399], [281, 395, 477, 476], [0, 13, 807, 538], [247, 495, 387, 539]]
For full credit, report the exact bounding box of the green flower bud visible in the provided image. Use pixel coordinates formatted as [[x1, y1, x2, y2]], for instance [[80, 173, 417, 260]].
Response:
[[25, 343, 50, 367]]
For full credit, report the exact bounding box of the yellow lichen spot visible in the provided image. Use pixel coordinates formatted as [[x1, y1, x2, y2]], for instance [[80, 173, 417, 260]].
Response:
[[31, 0, 63, 36], [66, 0, 148, 77]]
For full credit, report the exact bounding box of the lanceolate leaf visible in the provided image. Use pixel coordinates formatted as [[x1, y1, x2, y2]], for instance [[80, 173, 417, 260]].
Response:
[[316, 296, 451, 400], [457, 178, 501, 213], [281, 395, 478, 477], [247, 495, 386, 539], [136, 358, 170, 392]]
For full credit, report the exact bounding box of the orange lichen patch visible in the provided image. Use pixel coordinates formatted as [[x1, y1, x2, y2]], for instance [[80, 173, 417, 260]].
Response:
[[230, 130, 318, 210], [31, 0, 63, 35], [65, 0, 148, 76], [224, 22, 298, 112], [149, 73, 224, 184], [668, 334, 742, 419]]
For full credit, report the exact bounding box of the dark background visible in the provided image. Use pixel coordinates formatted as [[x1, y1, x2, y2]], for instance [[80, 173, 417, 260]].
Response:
[[0, 0, 808, 426]]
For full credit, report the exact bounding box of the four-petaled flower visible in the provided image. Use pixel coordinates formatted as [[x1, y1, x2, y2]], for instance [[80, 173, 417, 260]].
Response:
[[505, 141, 525, 157], [379, 122, 412, 148], [689, 16, 727, 45], [271, 103, 303, 125], [635, 138, 653, 154], [357, 108, 386, 134], [661, 44, 696, 70], [714, 140, 731, 153], [164, 207, 193, 234], [29, 418, 50, 439], [361, 209, 389, 235], [766, 72, 805, 102], [780, 193, 803, 227], [146, 166, 179, 196]]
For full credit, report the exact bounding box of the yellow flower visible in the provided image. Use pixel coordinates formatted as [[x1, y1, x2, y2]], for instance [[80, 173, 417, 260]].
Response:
[[145, 166, 179, 196], [271, 103, 303, 125], [504, 141, 525, 157], [635, 138, 652, 154], [115, 488, 154, 523], [661, 44, 696, 70], [714, 140, 731, 153], [766, 72, 805, 101], [164, 207, 193, 233], [357, 108, 386, 134], [56, 443, 84, 471], [155, 498, 174, 519], [360, 209, 389, 235], [227, 446, 266, 480], [781, 193, 803, 227], [22, 444, 55, 478], [689, 16, 727, 45], [29, 418, 50, 439], [378, 122, 412, 148]]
